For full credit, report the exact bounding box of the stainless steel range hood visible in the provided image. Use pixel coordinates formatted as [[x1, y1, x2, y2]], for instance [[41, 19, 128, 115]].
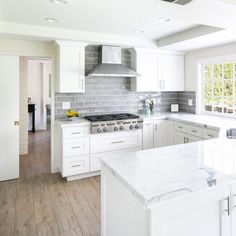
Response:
[[86, 45, 140, 77]]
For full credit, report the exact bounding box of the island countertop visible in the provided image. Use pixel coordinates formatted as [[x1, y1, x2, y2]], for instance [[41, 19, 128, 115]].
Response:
[[101, 138, 236, 206]]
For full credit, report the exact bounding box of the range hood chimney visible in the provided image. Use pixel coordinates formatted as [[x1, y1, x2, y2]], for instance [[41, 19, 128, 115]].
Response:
[[86, 45, 140, 77]]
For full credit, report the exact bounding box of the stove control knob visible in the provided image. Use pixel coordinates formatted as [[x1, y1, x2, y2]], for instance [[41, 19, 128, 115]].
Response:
[[97, 128, 102, 133], [114, 126, 119, 131], [103, 127, 108, 132], [120, 126, 124, 131], [129, 125, 134, 130], [135, 124, 139, 129]]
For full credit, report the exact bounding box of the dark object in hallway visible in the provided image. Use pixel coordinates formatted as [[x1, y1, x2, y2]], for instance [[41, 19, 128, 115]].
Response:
[[28, 103, 36, 133]]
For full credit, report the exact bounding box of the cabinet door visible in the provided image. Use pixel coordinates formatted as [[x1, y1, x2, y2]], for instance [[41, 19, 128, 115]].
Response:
[[133, 50, 159, 92], [150, 185, 231, 236], [166, 120, 174, 146], [159, 54, 184, 91], [154, 120, 166, 148], [186, 134, 203, 143], [174, 131, 186, 144], [143, 121, 154, 149], [59, 46, 85, 93], [231, 182, 236, 236]]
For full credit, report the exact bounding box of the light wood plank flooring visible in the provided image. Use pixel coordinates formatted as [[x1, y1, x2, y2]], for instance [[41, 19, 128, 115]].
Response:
[[0, 130, 101, 236]]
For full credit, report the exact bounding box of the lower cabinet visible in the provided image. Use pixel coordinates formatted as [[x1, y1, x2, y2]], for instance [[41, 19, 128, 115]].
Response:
[[143, 121, 154, 149], [150, 184, 231, 236], [231, 182, 236, 236], [91, 147, 142, 172], [143, 119, 174, 150], [174, 131, 187, 144], [175, 131, 203, 144], [154, 120, 174, 148], [62, 155, 90, 177]]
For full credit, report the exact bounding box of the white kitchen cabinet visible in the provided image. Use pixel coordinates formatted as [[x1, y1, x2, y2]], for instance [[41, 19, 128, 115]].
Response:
[[102, 165, 232, 236], [143, 121, 154, 149], [158, 54, 184, 91], [130, 48, 159, 92], [187, 134, 203, 143], [150, 185, 231, 236], [55, 40, 88, 93], [143, 119, 174, 149], [90, 130, 142, 154], [154, 120, 166, 148], [130, 48, 184, 92], [175, 131, 187, 144], [165, 120, 175, 146], [231, 182, 236, 236]]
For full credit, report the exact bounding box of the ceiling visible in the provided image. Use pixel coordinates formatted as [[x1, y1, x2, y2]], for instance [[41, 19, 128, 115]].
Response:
[[1, 0, 236, 51]]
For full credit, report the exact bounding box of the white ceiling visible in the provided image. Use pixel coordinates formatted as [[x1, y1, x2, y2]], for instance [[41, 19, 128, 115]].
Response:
[[1, 0, 236, 51]]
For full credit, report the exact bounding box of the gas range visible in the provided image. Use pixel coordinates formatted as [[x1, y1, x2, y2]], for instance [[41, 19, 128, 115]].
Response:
[[84, 113, 143, 134]]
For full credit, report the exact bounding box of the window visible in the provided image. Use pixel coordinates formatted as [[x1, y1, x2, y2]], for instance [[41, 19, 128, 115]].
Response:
[[203, 61, 236, 116]]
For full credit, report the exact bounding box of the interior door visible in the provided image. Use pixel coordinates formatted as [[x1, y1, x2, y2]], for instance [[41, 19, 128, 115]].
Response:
[[0, 55, 19, 181]]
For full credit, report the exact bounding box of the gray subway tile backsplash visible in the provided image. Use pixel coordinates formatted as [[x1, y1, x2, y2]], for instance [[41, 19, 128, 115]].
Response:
[[55, 46, 196, 118]]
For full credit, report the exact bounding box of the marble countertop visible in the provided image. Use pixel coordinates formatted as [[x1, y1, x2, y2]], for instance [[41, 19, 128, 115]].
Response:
[[56, 118, 90, 127], [140, 112, 236, 138], [101, 138, 236, 206]]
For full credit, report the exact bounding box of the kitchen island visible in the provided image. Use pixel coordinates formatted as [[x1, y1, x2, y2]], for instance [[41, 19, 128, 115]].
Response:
[[101, 138, 236, 236]]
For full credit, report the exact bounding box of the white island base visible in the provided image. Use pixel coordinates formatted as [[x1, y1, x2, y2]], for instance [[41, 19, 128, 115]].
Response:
[[102, 166, 236, 236], [101, 139, 236, 236]]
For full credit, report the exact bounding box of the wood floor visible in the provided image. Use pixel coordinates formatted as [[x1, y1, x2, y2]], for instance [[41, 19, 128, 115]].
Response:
[[0, 130, 101, 236]]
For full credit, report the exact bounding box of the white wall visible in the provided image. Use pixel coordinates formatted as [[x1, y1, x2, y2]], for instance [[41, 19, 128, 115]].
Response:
[[28, 59, 51, 131], [185, 42, 236, 91]]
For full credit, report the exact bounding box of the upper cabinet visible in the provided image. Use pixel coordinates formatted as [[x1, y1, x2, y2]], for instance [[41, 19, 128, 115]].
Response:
[[159, 53, 184, 91], [130, 48, 159, 92], [55, 40, 88, 93], [130, 48, 184, 92]]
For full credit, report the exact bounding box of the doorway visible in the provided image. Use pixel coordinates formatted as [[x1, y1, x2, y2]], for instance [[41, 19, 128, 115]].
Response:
[[19, 56, 52, 177]]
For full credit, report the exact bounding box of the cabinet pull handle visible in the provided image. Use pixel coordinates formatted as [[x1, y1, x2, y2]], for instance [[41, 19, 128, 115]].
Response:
[[191, 130, 197, 133], [71, 132, 81, 135], [72, 164, 82, 168], [224, 196, 230, 215], [111, 140, 124, 144], [207, 134, 214, 138], [71, 146, 81, 149], [178, 126, 183, 129]]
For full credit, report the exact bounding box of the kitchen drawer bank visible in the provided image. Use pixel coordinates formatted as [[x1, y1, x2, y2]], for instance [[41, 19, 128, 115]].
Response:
[[55, 119, 142, 181]]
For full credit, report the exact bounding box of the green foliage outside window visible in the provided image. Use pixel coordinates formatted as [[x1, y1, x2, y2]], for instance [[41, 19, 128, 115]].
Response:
[[203, 62, 236, 115]]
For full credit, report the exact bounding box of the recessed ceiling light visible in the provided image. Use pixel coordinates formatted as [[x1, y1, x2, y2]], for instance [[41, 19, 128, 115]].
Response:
[[45, 17, 58, 23], [133, 29, 145, 34], [49, 0, 69, 5], [157, 17, 171, 22]]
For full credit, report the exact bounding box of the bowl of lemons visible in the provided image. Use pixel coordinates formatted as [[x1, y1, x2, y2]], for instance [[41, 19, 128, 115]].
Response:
[[66, 109, 79, 121]]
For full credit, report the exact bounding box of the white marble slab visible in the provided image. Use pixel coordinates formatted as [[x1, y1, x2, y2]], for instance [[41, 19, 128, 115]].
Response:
[[56, 118, 91, 127], [101, 138, 236, 206]]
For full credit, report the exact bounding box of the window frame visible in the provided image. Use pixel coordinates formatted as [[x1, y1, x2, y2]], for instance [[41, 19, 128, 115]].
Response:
[[198, 54, 236, 118]]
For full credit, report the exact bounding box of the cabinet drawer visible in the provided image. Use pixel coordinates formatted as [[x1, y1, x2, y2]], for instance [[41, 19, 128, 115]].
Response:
[[63, 126, 90, 139], [187, 125, 203, 138], [175, 122, 188, 133], [63, 137, 89, 157], [62, 155, 89, 177], [90, 130, 142, 154], [203, 129, 219, 139]]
